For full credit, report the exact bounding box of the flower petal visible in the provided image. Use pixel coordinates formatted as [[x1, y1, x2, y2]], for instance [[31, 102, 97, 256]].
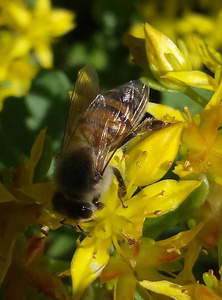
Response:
[[146, 102, 187, 122], [0, 183, 17, 203], [124, 179, 201, 220], [35, 44, 53, 68], [193, 36, 222, 73], [50, 10, 75, 36], [71, 236, 111, 300], [139, 280, 191, 300], [17, 182, 55, 209], [126, 122, 184, 186], [26, 128, 46, 183], [144, 23, 190, 72], [143, 175, 209, 238], [162, 70, 218, 91]]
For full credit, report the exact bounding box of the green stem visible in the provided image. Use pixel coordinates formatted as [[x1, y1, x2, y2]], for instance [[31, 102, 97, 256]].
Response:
[[183, 87, 208, 107]]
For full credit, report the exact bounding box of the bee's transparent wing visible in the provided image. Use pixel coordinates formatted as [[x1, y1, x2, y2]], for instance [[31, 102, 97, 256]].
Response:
[[82, 81, 150, 173], [61, 64, 99, 154]]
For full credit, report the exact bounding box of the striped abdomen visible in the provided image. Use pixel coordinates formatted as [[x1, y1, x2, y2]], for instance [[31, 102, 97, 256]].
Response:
[[78, 80, 149, 151]]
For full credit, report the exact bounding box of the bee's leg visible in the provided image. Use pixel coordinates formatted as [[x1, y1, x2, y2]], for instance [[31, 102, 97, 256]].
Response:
[[60, 218, 76, 230], [116, 119, 168, 149], [92, 195, 104, 209], [77, 225, 92, 237], [112, 167, 128, 208], [137, 118, 168, 134], [60, 219, 92, 237]]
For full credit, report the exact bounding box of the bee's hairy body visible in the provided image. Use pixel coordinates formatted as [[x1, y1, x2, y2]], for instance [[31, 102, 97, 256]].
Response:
[[52, 65, 166, 222]]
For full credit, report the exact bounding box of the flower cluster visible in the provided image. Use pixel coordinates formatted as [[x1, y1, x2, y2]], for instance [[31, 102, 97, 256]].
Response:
[[135, 0, 222, 69], [0, 0, 75, 109], [2, 18, 222, 300]]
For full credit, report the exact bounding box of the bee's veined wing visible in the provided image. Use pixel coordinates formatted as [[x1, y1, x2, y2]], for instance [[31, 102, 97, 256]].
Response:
[[81, 80, 150, 173], [61, 64, 99, 153]]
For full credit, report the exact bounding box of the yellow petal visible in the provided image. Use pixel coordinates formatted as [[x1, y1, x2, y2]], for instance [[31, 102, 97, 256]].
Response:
[[157, 223, 203, 248], [144, 23, 191, 73], [50, 10, 75, 36], [126, 122, 184, 186], [146, 102, 187, 122], [34, 0, 51, 15], [139, 280, 191, 300], [162, 70, 218, 91], [0, 183, 17, 203], [71, 236, 111, 300], [123, 179, 201, 219], [129, 23, 145, 39], [17, 182, 55, 209], [205, 80, 222, 109], [6, 2, 30, 28], [35, 44, 53, 68], [26, 128, 46, 183], [193, 36, 222, 74]]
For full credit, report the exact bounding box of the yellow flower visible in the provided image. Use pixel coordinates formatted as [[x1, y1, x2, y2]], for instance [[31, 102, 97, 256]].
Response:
[[174, 81, 222, 185], [193, 36, 222, 83], [0, 0, 75, 107], [140, 268, 222, 300], [0, 0, 75, 68], [126, 23, 217, 104], [100, 224, 203, 300], [136, 2, 222, 69], [0, 32, 38, 109], [70, 122, 203, 299]]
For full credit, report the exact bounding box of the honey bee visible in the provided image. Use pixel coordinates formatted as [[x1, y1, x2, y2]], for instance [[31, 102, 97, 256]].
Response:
[[52, 65, 165, 221]]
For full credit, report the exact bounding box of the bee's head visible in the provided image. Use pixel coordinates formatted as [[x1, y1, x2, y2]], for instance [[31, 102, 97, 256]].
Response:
[[52, 192, 93, 220]]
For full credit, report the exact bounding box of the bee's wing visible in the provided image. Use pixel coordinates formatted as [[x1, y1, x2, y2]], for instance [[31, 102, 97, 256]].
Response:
[[61, 64, 99, 154], [104, 80, 150, 155], [83, 81, 149, 173]]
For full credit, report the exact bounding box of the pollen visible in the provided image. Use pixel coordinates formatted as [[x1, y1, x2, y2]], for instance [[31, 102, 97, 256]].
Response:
[[168, 161, 173, 166], [154, 210, 162, 216], [167, 247, 180, 254], [208, 269, 214, 275], [160, 190, 165, 196], [201, 249, 208, 256], [184, 160, 190, 168], [122, 154, 129, 160], [136, 162, 141, 168], [205, 161, 211, 169]]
